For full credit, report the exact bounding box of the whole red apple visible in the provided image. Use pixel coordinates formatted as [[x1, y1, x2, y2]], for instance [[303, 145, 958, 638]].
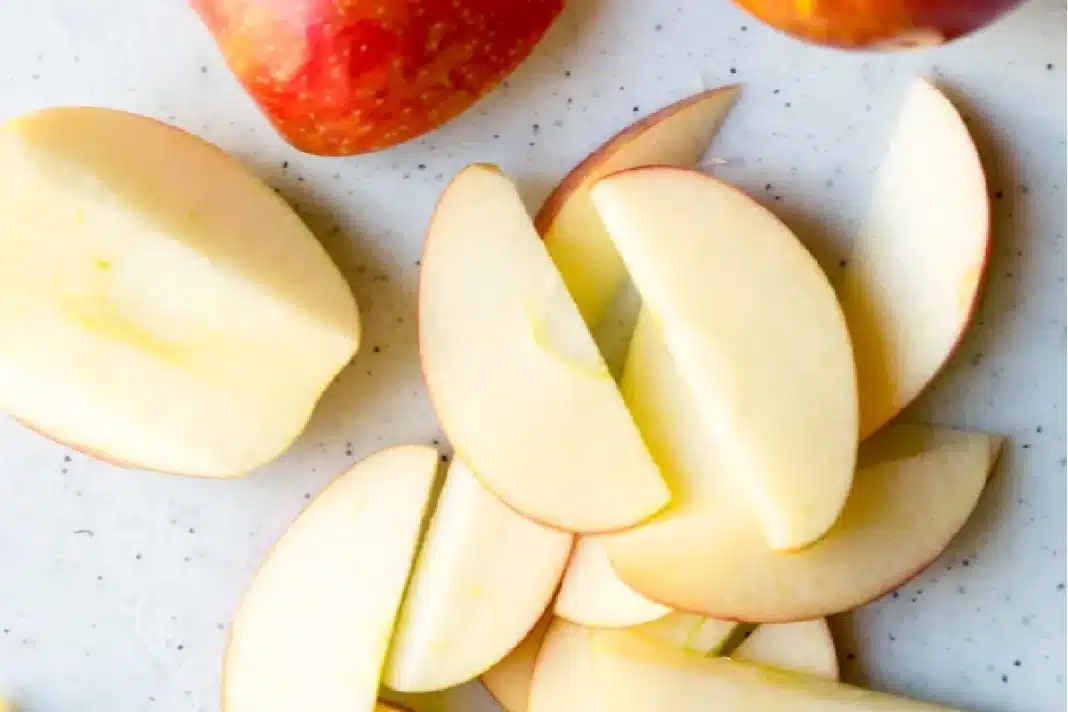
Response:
[[191, 0, 563, 155], [734, 0, 1024, 49]]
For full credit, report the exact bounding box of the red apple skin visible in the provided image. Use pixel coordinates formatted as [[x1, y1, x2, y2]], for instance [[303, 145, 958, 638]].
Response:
[[191, 0, 564, 155], [734, 0, 1023, 49]]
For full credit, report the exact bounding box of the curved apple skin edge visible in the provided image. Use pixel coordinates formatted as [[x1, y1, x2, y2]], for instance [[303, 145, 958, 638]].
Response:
[[219, 445, 440, 712], [841, 77, 992, 442], [534, 84, 742, 233], [535, 85, 742, 328], [610, 434, 1004, 624]]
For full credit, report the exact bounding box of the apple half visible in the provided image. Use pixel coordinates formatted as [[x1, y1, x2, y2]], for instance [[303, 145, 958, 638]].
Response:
[[590, 167, 858, 552], [537, 86, 740, 327], [223, 446, 440, 712], [385, 459, 572, 692], [419, 164, 669, 533], [605, 419, 1002, 622], [837, 78, 990, 440], [0, 107, 360, 477], [591, 630, 957, 711]]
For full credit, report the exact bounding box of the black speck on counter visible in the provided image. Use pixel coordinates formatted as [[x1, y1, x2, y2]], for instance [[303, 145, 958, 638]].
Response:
[[1047, 63, 1054, 70], [846, 652, 856, 661], [892, 591, 900, 599], [970, 353, 984, 367], [1015, 659, 1022, 667], [303, 492, 312, 500], [773, 89, 780, 94], [654, 23, 663, 31], [730, 67, 737, 75], [962, 559, 970, 567], [632, 106, 640, 113], [1019, 184, 1030, 195], [784, 102, 792, 108], [282, 161, 289, 170], [741, 25, 748, 31], [201, 65, 208, 74], [417, 164, 426, 171], [64, 455, 72, 463], [373, 346, 381, 353], [1036, 426, 1044, 433], [994, 190, 1003, 199], [564, 70, 571, 77], [135, 553, 142, 560], [1001, 675, 1009, 683], [73, 529, 93, 537], [888, 633, 897, 641], [839, 259, 848, 268]]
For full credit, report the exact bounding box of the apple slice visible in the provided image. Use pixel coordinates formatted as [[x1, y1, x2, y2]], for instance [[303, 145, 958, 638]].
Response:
[[419, 164, 669, 533], [734, 620, 839, 679], [385, 459, 572, 692], [606, 422, 1002, 622], [0, 107, 360, 477], [590, 167, 858, 551], [223, 446, 440, 712], [527, 620, 611, 712], [633, 613, 736, 655], [591, 630, 959, 711], [481, 615, 553, 712], [837, 78, 990, 440], [555, 536, 670, 628], [537, 86, 741, 326]]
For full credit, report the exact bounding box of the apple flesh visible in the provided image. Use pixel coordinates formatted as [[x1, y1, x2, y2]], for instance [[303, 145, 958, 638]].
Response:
[[419, 164, 669, 533], [837, 78, 990, 441], [734, 0, 1023, 49], [191, 0, 563, 155], [734, 620, 839, 679], [384, 459, 572, 693], [0, 107, 359, 477], [591, 167, 858, 552], [481, 615, 553, 712], [591, 630, 958, 711], [223, 446, 440, 712], [606, 422, 1002, 622], [537, 86, 740, 327], [554, 536, 670, 628]]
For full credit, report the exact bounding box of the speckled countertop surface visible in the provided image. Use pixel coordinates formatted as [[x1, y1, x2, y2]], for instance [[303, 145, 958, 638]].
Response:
[[0, 1, 1064, 711]]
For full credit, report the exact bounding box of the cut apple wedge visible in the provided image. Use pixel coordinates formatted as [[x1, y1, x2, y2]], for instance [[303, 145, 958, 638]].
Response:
[[734, 620, 839, 679], [633, 613, 736, 655], [605, 423, 1002, 622], [385, 459, 572, 693], [590, 167, 858, 551], [419, 164, 669, 533], [528, 618, 835, 712], [537, 86, 740, 326], [590, 630, 958, 711], [555, 536, 670, 628], [223, 446, 440, 712], [481, 615, 553, 712], [838, 78, 990, 440], [0, 107, 360, 477]]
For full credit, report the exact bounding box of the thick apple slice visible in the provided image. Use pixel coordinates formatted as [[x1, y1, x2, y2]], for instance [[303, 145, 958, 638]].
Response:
[[555, 536, 670, 627], [606, 422, 1002, 622], [0, 107, 360, 477], [223, 446, 440, 712], [591, 630, 958, 711], [838, 78, 990, 440], [734, 620, 839, 679], [537, 86, 740, 326], [420, 164, 669, 533], [591, 167, 858, 551], [385, 459, 572, 692], [481, 615, 553, 712]]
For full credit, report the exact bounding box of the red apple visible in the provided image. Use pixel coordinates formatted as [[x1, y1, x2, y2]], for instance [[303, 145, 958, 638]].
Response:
[[734, 0, 1023, 49], [191, 0, 563, 155]]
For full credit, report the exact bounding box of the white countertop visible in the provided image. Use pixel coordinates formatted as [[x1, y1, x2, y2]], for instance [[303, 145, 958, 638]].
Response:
[[0, 1, 1064, 711]]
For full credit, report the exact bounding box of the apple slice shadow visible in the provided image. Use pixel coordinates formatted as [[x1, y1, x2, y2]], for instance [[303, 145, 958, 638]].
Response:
[[255, 174, 424, 455]]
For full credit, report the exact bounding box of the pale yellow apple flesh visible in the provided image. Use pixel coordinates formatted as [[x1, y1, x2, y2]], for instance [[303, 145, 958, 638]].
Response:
[[591, 630, 958, 711], [606, 422, 1002, 622], [385, 460, 572, 692], [555, 536, 670, 628], [480, 615, 553, 712], [419, 164, 669, 533], [734, 620, 839, 679], [837, 78, 990, 440], [590, 167, 858, 551], [0, 107, 360, 477], [528, 618, 837, 712], [223, 446, 440, 712], [632, 613, 736, 655], [537, 86, 740, 326]]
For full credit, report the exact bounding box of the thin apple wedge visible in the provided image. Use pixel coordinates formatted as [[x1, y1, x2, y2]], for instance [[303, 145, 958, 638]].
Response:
[[555, 536, 670, 628], [590, 167, 858, 551], [591, 630, 959, 711], [385, 459, 572, 693], [538, 86, 741, 326], [838, 78, 990, 440], [223, 446, 440, 712], [0, 107, 360, 477], [419, 164, 669, 533], [734, 620, 839, 679], [605, 422, 1002, 622], [632, 613, 736, 655]]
